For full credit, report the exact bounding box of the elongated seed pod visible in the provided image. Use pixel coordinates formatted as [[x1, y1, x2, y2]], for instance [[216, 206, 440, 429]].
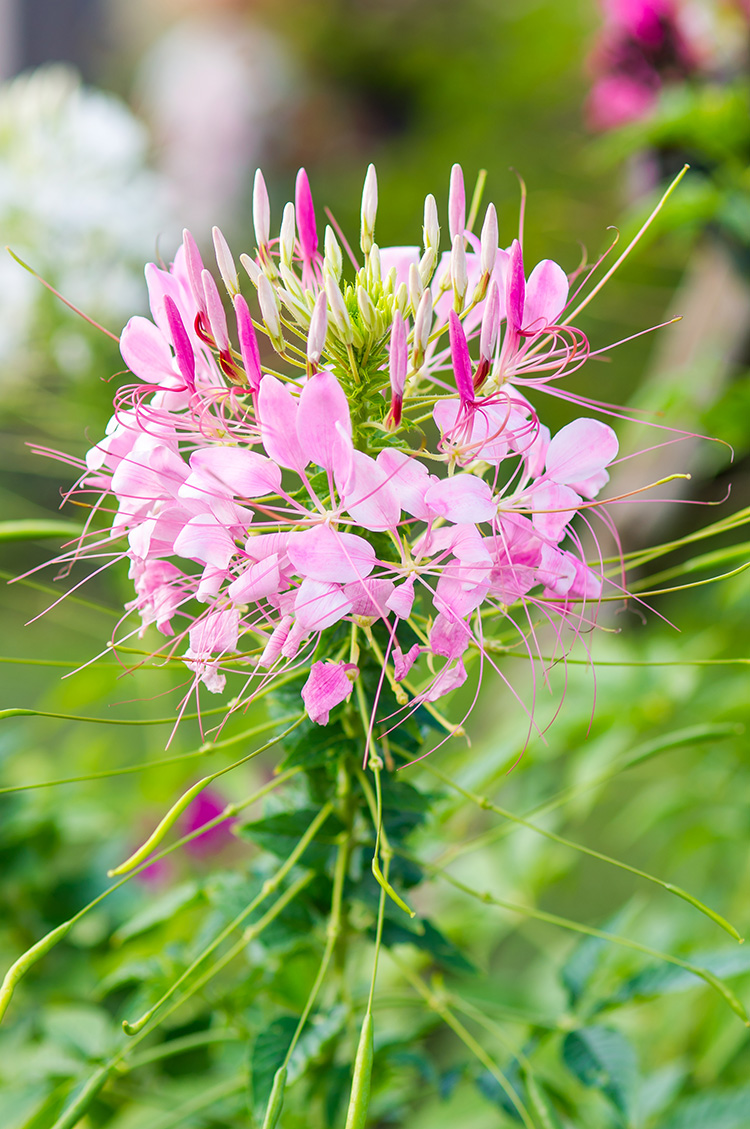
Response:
[[344, 1012, 374, 1129], [261, 1066, 287, 1129]]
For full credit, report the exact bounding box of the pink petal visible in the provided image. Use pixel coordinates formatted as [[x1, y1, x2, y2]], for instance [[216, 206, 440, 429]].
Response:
[[424, 475, 495, 523], [183, 447, 281, 500], [422, 658, 467, 702], [505, 240, 526, 332], [234, 294, 263, 391], [379, 246, 420, 291], [386, 576, 416, 619], [376, 449, 435, 520], [523, 260, 569, 331], [393, 643, 420, 681], [227, 554, 281, 602], [201, 269, 230, 352], [162, 296, 196, 389], [448, 163, 466, 242], [121, 317, 177, 385], [173, 513, 237, 568], [545, 418, 619, 486], [301, 660, 358, 725], [258, 376, 307, 472], [297, 370, 352, 471], [344, 577, 395, 620], [294, 578, 352, 632], [287, 525, 377, 584], [342, 450, 401, 532], [529, 481, 581, 542]]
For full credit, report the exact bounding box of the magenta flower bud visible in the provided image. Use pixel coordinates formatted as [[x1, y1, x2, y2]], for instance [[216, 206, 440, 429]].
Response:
[[212, 226, 239, 296], [448, 309, 474, 404], [183, 229, 207, 315], [240, 252, 263, 288], [201, 269, 230, 353], [234, 293, 263, 391], [258, 272, 282, 346], [360, 162, 378, 254], [448, 163, 465, 243], [506, 239, 526, 332], [295, 167, 318, 262], [280, 201, 296, 267], [479, 203, 498, 277], [307, 290, 328, 366], [451, 233, 468, 309], [387, 309, 407, 428], [163, 295, 195, 389], [253, 168, 271, 249]]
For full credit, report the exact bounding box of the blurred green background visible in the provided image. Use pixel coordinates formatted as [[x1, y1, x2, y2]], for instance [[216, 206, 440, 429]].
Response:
[[2, 1, 750, 1126]]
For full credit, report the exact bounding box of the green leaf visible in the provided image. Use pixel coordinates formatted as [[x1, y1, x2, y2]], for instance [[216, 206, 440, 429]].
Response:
[[475, 1060, 525, 1122], [560, 906, 634, 1006], [250, 1016, 298, 1119], [660, 1086, 750, 1129], [0, 520, 82, 542], [381, 915, 476, 973], [604, 946, 750, 1009], [112, 881, 200, 944], [238, 809, 343, 872], [561, 1026, 638, 1118]]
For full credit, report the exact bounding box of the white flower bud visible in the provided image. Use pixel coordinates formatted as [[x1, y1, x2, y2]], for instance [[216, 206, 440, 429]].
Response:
[[325, 273, 354, 345], [240, 252, 262, 288], [280, 202, 296, 268], [408, 261, 423, 315], [366, 243, 382, 290], [418, 246, 437, 287], [258, 272, 283, 347], [423, 193, 439, 251], [395, 282, 408, 317], [212, 226, 239, 296], [360, 163, 378, 255], [307, 290, 328, 365], [357, 284, 376, 331], [324, 225, 343, 283], [451, 233, 468, 308], [480, 278, 500, 361], [412, 287, 433, 366], [253, 169, 270, 249], [448, 163, 466, 243], [480, 202, 498, 278]]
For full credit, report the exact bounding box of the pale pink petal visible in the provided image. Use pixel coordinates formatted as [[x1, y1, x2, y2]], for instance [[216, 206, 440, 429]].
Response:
[[523, 260, 569, 330], [386, 576, 416, 619], [297, 370, 352, 471], [430, 612, 472, 660], [545, 418, 619, 486], [121, 317, 177, 385], [344, 577, 395, 620], [173, 513, 237, 568], [505, 240, 526, 331], [529, 481, 581, 542], [424, 475, 495, 523], [183, 447, 281, 500], [301, 660, 358, 725], [258, 376, 307, 472], [294, 579, 352, 632], [376, 449, 435, 520], [535, 543, 577, 596], [258, 615, 292, 668], [227, 555, 281, 602], [422, 658, 467, 702], [342, 451, 401, 532], [379, 246, 420, 291], [287, 525, 377, 584]]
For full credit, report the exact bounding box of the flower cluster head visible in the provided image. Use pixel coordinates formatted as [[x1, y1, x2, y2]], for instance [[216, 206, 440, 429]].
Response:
[[55, 163, 651, 747]]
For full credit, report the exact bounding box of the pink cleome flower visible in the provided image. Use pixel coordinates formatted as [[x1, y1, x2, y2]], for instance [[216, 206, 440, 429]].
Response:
[[40, 164, 672, 748]]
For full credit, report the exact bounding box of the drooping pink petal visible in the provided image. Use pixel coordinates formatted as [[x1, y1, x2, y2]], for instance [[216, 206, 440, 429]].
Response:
[[505, 239, 526, 332], [545, 418, 619, 486], [234, 294, 263, 391], [302, 660, 358, 725], [448, 310, 474, 404], [162, 296, 196, 389], [386, 576, 416, 619], [297, 370, 352, 471], [258, 376, 307, 472], [287, 525, 377, 584], [343, 577, 395, 620], [393, 643, 420, 681], [295, 168, 319, 261], [424, 475, 495, 524], [523, 260, 569, 331], [422, 658, 467, 702]]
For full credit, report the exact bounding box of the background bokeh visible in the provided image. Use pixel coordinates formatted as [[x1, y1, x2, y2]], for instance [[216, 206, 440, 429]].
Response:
[[2, 2, 750, 1127]]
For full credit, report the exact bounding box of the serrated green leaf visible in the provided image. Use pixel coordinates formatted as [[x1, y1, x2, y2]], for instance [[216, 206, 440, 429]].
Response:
[[238, 808, 343, 872], [660, 1085, 750, 1129], [250, 1016, 298, 1118], [562, 1026, 638, 1118], [381, 915, 476, 974]]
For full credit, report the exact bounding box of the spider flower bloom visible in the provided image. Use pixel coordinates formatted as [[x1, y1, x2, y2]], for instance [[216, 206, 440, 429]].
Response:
[[46, 164, 669, 743]]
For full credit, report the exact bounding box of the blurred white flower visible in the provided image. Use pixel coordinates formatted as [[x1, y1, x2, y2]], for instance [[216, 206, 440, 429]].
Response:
[[0, 64, 173, 383]]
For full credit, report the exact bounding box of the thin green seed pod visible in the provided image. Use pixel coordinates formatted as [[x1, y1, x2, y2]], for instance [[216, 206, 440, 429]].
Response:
[[0, 920, 72, 1022], [50, 1066, 113, 1129], [344, 1012, 374, 1129], [261, 1066, 287, 1129]]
